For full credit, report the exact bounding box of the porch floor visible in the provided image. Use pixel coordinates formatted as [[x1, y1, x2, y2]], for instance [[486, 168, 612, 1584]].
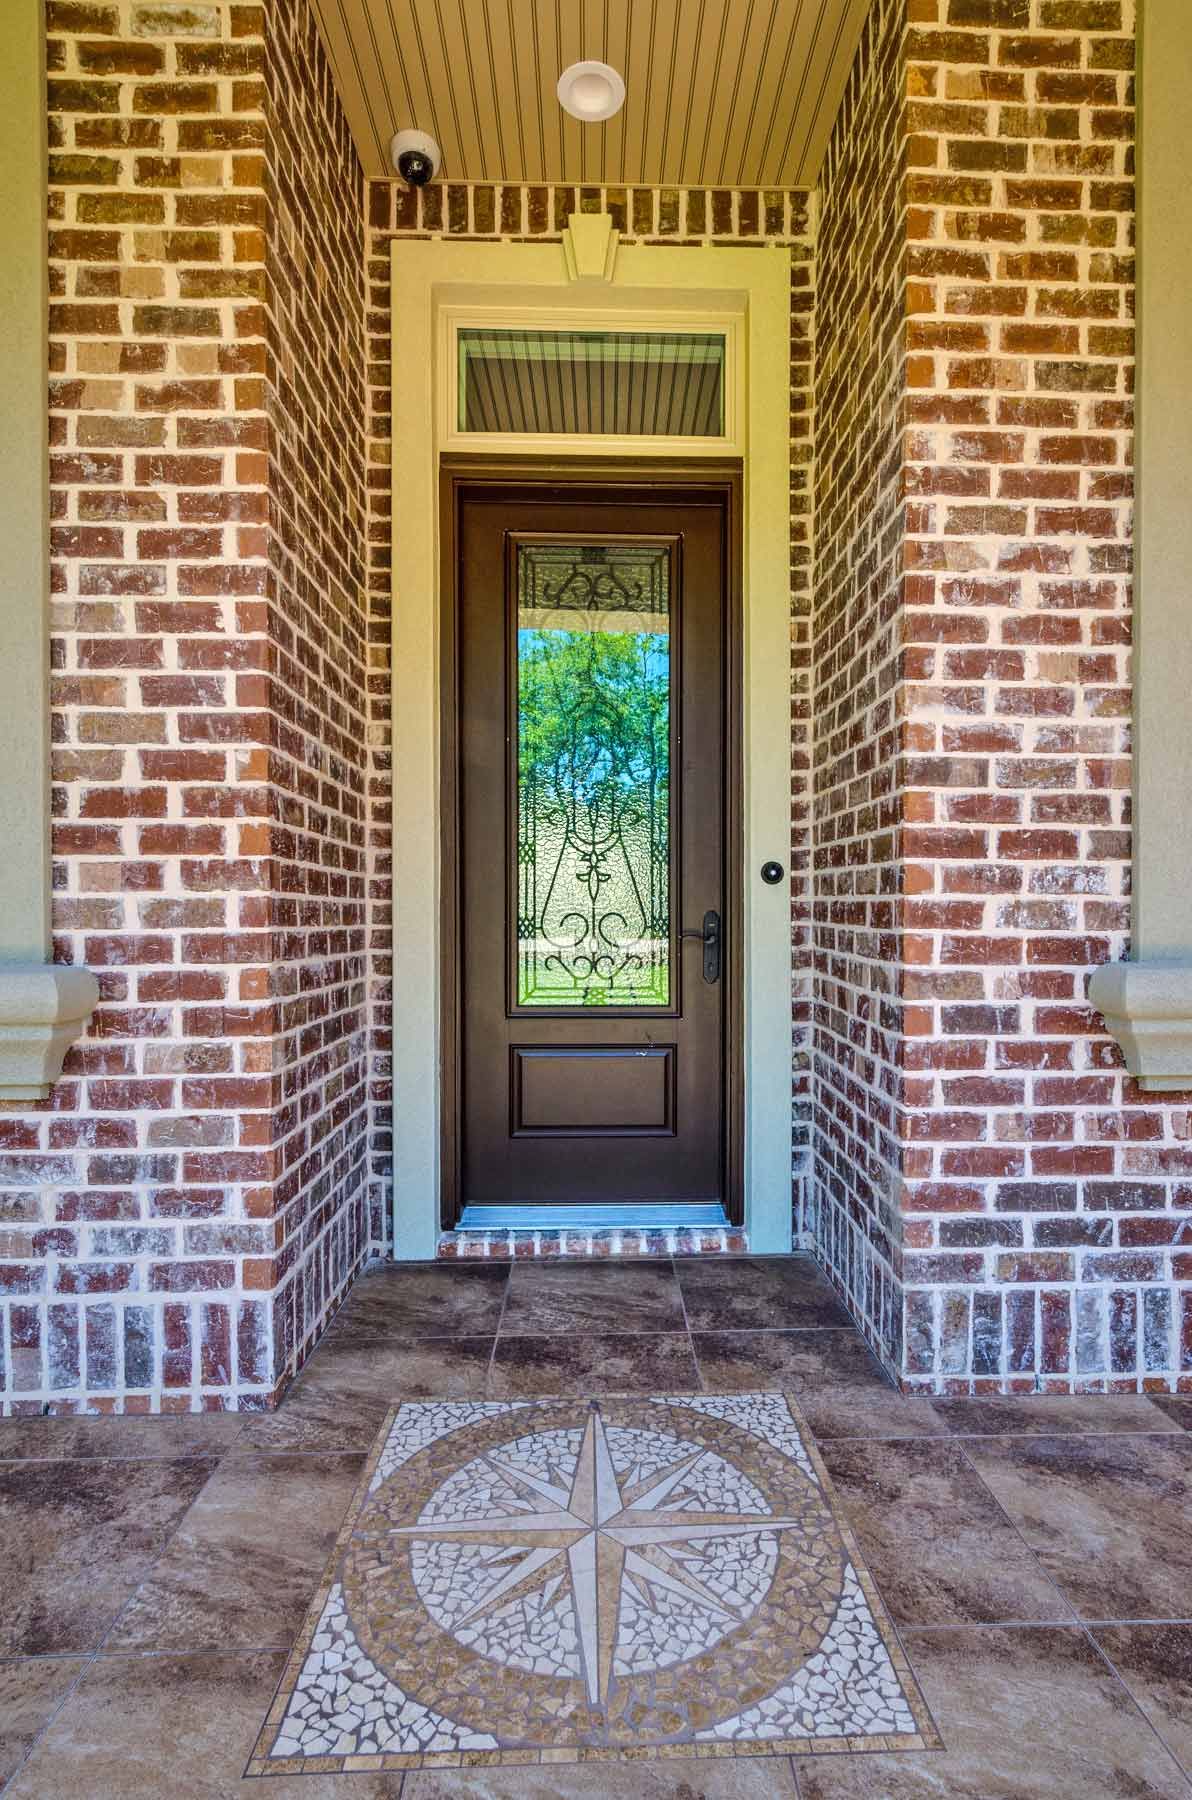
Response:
[[1, 1255, 1191, 1796]]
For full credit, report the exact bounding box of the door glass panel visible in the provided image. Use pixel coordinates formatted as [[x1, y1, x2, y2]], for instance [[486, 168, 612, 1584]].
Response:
[[516, 543, 672, 1008]]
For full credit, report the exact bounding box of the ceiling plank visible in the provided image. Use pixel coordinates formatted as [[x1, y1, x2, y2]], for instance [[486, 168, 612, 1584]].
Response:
[[600, 0, 632, 192], [311, 0, 868, 190]]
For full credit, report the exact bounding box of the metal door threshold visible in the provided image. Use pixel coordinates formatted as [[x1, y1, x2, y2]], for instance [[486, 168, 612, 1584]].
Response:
[[455, 1203, 729, 1232]]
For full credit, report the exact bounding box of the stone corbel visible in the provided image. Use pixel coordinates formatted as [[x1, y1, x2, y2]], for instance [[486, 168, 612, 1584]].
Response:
[[1089, 964, 1192, 1094], [562, 210, 619, 283], [0, 965, 99, 1100]]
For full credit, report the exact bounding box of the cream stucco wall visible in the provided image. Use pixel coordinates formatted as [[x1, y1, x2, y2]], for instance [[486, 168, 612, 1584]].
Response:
[[0, 0, 51, 960], [1089, 0, 1192, 1086]]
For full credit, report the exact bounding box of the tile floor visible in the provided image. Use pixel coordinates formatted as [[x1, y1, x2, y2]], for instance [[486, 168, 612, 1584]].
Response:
[[0, 1254, 1189, 1797]]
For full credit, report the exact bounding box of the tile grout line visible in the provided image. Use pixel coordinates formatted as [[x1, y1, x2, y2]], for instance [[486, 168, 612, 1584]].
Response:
[[941, 1427, 1192, 1784], [484, 1263, 514, 1391], [889, 1618, 1192, 1633], [1081, 1630, 1192, 1793], [671, 1255, 708, 1392], [329, 1319, 866, 1342], [6, 1416, 1182, 1468], [811, 1425, 1187, 1444], [88, 1453, 232, 1666], [951, 1438, 1090, 1629], [0, 1438, 234, 1799], [0, 1643, 329, 1663], [0, 1444, 391, 1467], [945, 1411, 1191, 1789], [0, 1652, 94, 1800]]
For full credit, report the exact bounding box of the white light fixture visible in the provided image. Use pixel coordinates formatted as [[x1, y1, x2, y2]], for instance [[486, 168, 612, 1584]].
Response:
[[557, 60, 625, 123]]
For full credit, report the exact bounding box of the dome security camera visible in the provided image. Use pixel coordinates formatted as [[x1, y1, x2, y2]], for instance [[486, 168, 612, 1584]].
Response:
[[390, 129, 442, 188]]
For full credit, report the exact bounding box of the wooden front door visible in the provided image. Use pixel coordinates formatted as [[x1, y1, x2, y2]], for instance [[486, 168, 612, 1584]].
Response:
[[447, 472, 739, 1219]]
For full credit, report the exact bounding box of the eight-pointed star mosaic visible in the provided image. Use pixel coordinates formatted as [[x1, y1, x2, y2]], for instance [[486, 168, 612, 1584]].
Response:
[[248, 1393, 942, 1775], [387, 1401, 809, 1707]]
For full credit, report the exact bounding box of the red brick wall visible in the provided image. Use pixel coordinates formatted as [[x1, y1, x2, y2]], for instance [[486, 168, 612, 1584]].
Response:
[[899, 0, 1161, 1393], [813, 0, 1190, 1394], [812, 0, 911, 1367], [0, 0, 367, 1416], [16, 0, 1182, 1410], [259, 0, 370, 1385]]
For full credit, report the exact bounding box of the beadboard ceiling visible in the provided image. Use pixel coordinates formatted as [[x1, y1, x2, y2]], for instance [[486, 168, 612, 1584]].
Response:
[[310, 0, 870, 189]]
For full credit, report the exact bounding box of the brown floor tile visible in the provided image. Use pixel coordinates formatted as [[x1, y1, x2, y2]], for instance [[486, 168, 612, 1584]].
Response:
[[2, 1650, 405, 1798], [0, 1413, 243, 1462], [1152, 1397, 1192, 1433], [692, 1328, 947, 1439], [963, 1433, 1192, 1622], [817, 1439, 1072, 1625], [674, 1255, 854, 1331], [106, 1451, 364, 1652], [0, 1658, 83, 1788], [330, 1261, 508, 1340], [488, 1330, 699, 1396], [0, 1456, 216, 1656], [237, 1335, 496, 1452], [1093, 1625, 1192, 1775], [405, 1758, 800, 1796], [501, 1259, 686, 1335], [798, 1626, 1192, 1798], [233, 1386, 390, 1455], [931, 1394, 1180, 1437]]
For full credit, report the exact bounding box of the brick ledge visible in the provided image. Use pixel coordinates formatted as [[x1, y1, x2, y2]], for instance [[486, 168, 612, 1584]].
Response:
[[437, 1226, 749, 1259]]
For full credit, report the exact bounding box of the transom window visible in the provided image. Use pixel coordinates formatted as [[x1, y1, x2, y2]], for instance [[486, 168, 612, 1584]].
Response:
[[439, 309, 742, 454]]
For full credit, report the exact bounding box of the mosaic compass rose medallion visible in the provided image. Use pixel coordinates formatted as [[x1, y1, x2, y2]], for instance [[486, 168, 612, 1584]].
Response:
[[249, 1394, 940, 1776]]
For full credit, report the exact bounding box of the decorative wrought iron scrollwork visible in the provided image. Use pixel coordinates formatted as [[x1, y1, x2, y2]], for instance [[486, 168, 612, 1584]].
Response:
[[516, 544, 671, 1008]]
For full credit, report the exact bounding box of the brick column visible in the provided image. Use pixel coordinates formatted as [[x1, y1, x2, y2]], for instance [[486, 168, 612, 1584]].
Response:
[[0, 0, 368, 1418], [814, 0, 1192, 1395]]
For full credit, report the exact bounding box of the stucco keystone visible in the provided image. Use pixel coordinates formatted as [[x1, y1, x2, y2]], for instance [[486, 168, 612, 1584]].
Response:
[[0, 964, 99, 1099], [1089, 962, 1192, 1093], [562, 210, 619, 282]]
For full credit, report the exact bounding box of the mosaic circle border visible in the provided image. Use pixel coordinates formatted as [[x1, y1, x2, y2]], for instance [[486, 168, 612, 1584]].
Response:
[[245, 1391, 944, 1778]]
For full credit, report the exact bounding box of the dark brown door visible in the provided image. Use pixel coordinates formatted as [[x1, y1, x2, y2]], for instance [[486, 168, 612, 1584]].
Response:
[[455, 481, 733, 1212]]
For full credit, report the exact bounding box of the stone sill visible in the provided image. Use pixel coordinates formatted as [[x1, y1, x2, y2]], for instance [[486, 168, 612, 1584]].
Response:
[[1088, 961, 1192, 1094], [0, 964, 99, 1099]]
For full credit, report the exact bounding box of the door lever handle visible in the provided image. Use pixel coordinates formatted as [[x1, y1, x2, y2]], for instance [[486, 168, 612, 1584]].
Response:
[[680, 910, 721, 984]]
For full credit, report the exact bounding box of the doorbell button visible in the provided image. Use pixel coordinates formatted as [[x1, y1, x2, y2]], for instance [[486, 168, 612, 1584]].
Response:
[[760, 861, 784, 885]]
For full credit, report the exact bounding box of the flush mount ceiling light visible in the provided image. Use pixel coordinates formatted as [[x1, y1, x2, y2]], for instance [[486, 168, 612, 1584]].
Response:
[[557, 60, 626, 123]]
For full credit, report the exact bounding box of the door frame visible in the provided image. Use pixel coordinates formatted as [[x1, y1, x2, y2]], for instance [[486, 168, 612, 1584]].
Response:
[[439, 461, 745, 1228], [390, 235, 794, 1258]]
